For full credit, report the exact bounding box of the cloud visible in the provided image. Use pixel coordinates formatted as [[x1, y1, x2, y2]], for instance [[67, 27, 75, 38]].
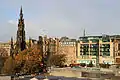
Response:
[[8, 20, 18, 26]]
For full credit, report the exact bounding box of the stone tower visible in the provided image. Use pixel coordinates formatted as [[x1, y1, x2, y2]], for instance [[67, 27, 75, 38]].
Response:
[[37, 36, 43, 53], [10, 37, 14, 57], [16, 6, 26, 53]]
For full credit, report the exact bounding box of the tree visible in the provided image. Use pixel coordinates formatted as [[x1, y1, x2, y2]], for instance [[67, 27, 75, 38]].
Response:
[[0, 56, 7, 73], [14, 46, 42, 74], [0, 48, 9, 73], [2, 45, 43, 74], [49, 54, 67, 67], [1, 57, 15, 74], [20, 48, 42, 74]]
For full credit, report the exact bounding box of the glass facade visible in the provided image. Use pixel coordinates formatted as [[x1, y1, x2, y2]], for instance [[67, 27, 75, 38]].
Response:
[[79, 36, 110, 57], [90, 39, 99, 43], [78, 35, 120, 64], [80, 44, 89, 55], [90, 44, 99, 56], [100, 44, 110, 56], [102, 38, 110, 42]]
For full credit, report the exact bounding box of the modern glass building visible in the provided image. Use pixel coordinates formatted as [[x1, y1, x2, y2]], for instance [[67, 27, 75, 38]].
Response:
[[76, 35, 120, 65]]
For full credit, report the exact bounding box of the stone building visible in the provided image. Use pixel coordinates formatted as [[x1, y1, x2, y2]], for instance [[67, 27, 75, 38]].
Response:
[[42, 35, 59, 55], [0, 42, 11, 56], [113, 37, 120, 64], [59, 37, 77, 66]]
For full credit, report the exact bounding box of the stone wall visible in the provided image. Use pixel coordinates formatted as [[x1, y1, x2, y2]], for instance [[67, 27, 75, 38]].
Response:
[[50, 68, 120, 80], [0, 76, 11, 80]]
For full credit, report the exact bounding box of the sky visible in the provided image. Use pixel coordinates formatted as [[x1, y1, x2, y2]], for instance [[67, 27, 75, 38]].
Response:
[[0, 0, 120, 42]]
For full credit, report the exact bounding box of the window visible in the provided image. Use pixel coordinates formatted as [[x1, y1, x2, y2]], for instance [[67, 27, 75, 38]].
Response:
[[80, 53, 83, 55], [102, 38, 110, 42], [118, 44, 120, 50], [90, 39, 99, 43], [82, 40, 89, 43], [103, 52, 110, 56], [118, 53, 120, 56], [92, 52, 97, 56]]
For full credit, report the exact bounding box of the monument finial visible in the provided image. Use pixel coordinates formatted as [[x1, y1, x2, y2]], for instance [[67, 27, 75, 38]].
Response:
[[20, 6, 23, 19]]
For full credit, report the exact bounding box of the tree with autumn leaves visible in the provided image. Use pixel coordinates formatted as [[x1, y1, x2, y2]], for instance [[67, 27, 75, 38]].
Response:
[[2, 45, 43, 74], [49, 54, 67, 67], [1, 45, 67, 74], [1, 56, 15, 74], [15, 46, 42, 74], [0, 48, 8, 73]]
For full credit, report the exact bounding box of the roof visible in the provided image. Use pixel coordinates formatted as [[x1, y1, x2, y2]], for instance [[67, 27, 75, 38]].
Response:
[[60, 36, 76, 42], [79, 35, 120, 39]]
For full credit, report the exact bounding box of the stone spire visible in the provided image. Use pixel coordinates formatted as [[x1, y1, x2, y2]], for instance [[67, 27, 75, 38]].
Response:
[[10, 37, 14, 57], [29, 37, 32, 48], [20, 6, 23, 20], [16, 6, 26, 53]]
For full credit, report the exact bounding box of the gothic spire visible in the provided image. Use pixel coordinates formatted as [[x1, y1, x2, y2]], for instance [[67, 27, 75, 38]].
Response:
[[16, 6, 26, 53], [29, 37, 32, 48], [10, 37, 14, 57], [20, 6, 23, 19], [11, 37, 13, 48]]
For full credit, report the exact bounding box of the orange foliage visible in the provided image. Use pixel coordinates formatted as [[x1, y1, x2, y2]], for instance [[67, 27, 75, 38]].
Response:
[[15, 46, 42, 63], [0, 48, 8, 57]]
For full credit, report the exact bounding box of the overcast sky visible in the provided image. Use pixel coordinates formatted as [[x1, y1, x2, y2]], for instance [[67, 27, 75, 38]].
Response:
[[0, 0, 120, 42]]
